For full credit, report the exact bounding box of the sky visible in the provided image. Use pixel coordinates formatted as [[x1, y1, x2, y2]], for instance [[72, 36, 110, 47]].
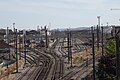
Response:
[[0, 0, 120, 30]]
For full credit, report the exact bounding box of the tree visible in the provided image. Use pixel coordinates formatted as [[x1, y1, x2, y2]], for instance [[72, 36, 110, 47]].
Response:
[[106, 38, 116, 56], [96, 36, 116, 79]]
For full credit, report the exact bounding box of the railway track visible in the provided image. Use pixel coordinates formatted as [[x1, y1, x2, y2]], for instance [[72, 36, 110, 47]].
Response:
[[60, 63, 85, 80], [17, 66, 40, 80], [17, 48, 53, 80], [73, 38, 90, 53], [58, 42, 67, 57], [58, 38, 67, 56], [17, 37, 93, 80], [49, 39, 64, 80], [29, 49, 53, 80], [20, 54, 36, 65], [60, 53, 101, 80], [75, 66, 92, 80]]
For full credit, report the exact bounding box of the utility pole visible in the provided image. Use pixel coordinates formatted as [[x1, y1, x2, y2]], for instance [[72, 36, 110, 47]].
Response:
[[67, 29, 70, 64], [23, 30, 26, 65], [92, 26, 95, 80], [6, 27, 9, 43], [41, 26, 43, 41], [6, 27, 10, 60], [70, 31, 72, 67], [19, 31, 21, 60], [13, 23, 18, 72], [13, 23, 16, 60], [13, 23, 16, 48], [45, 26, 48, 49], [97, 16, 100, 50], [15, 29, 18, 73], [101, 26, 104, 56], [37, 25, 40, 41], [101, 26, 105, 79], [96, 25, 99, 50]]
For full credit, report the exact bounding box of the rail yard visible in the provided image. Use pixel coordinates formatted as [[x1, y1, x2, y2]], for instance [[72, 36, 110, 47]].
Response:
[[0, 26, 119, 80]]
